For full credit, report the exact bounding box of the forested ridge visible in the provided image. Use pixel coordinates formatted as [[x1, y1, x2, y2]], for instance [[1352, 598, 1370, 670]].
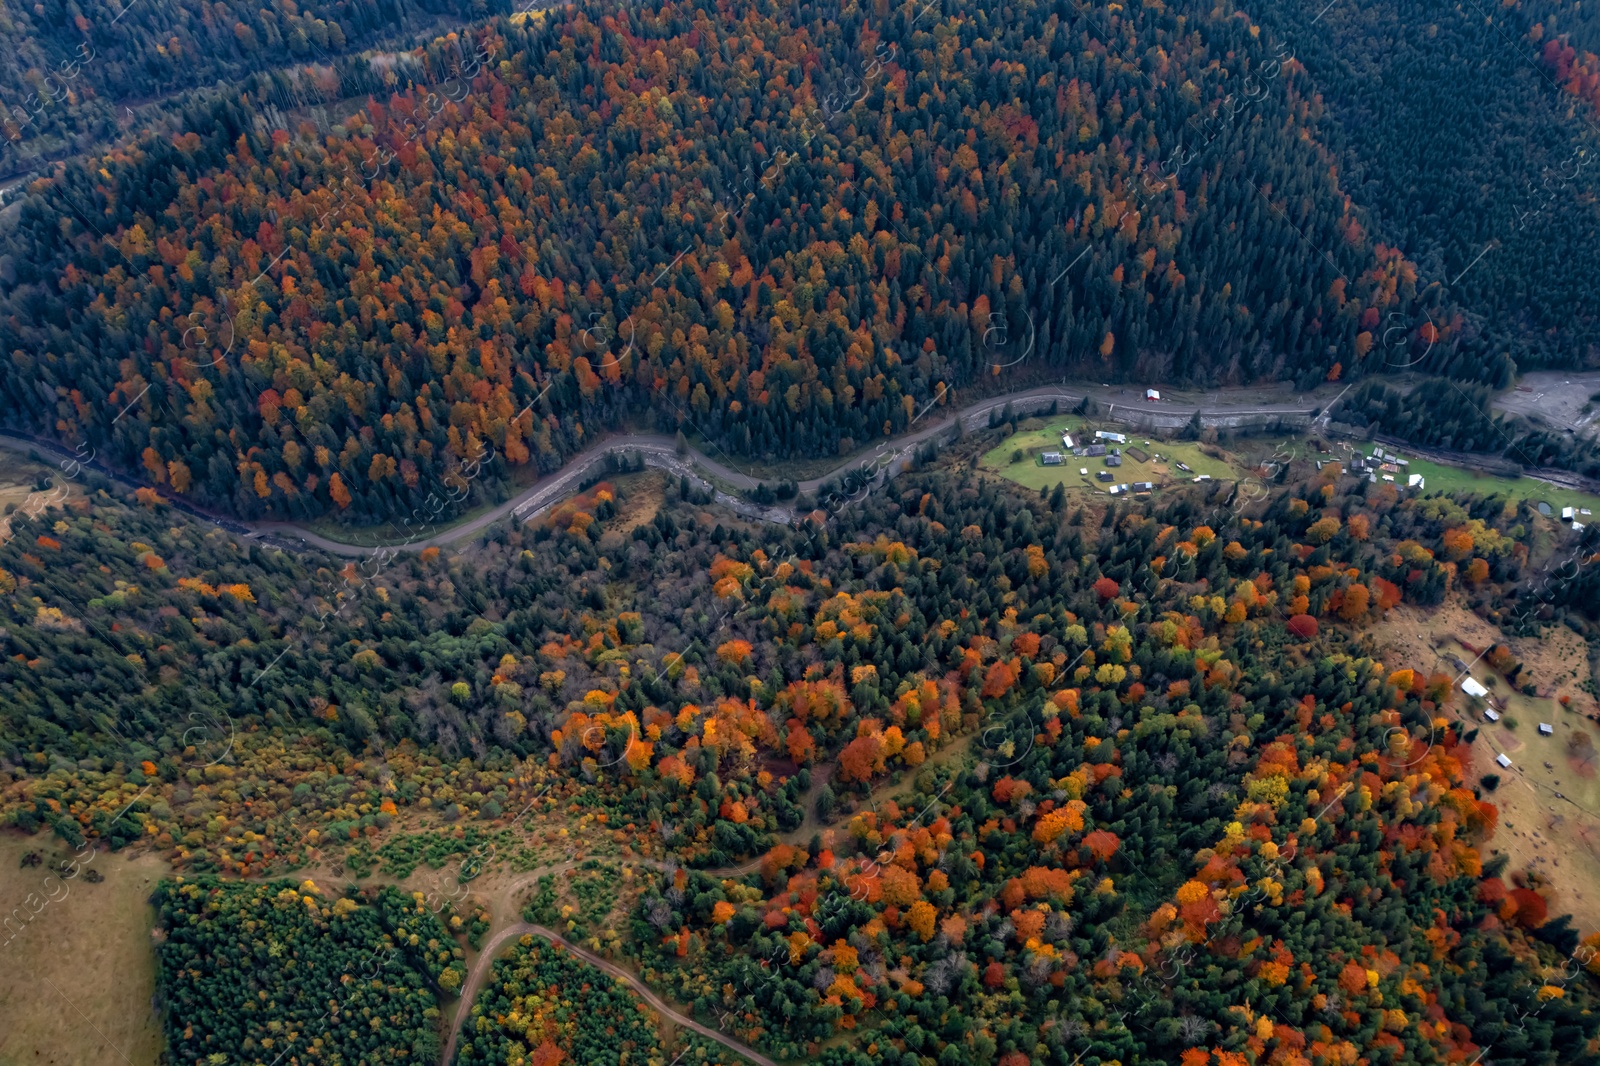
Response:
[[0, 0, 505, 171], [3, 0, 1446, 524], [1226, 0, 1600, 382], [4, 0, 1600, 522], [4, 450, 1600, 1063]]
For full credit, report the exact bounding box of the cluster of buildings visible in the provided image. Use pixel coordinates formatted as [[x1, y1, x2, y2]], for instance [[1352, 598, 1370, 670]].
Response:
[[1037, 425, 1222, 496], [1461, 673, 1556, 772], [1105, 481, 1155, 497], [1342, 448, 1593, 532], [1342, 448, 1426, 490], [1043, 429, 1132, 475]]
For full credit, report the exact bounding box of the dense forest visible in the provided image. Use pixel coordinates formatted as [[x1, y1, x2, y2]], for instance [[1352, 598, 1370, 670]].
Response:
[[2, 0, 1598, 521], [5, 442, 1600, 1063], [152, 877, 464, 1065], [1228, 0, 1600, 380], [1, 0, 1459, 523], [5, 2, 1600, 1057], [0, 0, 507, 170]]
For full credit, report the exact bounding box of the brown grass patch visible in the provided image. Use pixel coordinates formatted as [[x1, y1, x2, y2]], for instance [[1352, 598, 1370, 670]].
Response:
[[0, 834, 168, 1066]]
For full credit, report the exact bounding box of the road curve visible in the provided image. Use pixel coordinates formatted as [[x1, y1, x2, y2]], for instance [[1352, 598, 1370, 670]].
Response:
[[1, 380, 1330, 558], [445, 921, 778, 1066]]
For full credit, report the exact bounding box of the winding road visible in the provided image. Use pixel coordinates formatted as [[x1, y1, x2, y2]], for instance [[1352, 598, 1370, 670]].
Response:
[[1, 380, 1330, 558]]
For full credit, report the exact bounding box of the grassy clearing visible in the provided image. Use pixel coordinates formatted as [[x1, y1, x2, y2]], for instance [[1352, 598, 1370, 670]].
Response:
[[1368, 608, 1600, 933], [1397, 456, 1600, 516], [980, 417, 1235, 493], [985, 422, 1600, 521], [0, 835, 167, 1066]]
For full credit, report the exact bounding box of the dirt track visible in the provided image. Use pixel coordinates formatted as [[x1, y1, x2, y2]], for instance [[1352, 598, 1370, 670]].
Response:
[[444, 917, 779, 1066]]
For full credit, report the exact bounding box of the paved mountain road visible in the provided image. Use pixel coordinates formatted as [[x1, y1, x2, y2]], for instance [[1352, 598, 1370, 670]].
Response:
[[1, 381, 1329, 558]]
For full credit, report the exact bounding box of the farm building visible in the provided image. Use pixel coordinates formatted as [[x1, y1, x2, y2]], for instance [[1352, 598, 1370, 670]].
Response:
[[1095, 430, 1128, 444], [1461, 677, 1489, 699], [1145, 388, 1160, 401], [1496, 753, 1513, 769], [1061, 433, 1075, 449], [1539, 723, 1554, 736], [1484, 709, 1501, 722]]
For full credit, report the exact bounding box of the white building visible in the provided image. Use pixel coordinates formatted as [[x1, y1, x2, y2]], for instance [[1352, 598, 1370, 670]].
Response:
[[1407, 473, 1425, 489], [1095, 430, 1128, 444], [1145, 389, 1160, 401], [1539, 723, 1554, 736], [1484, 708, 1501, 722], [1061, 433, 1075, 449], [1562, 506, 1575, 520], [1496, 753, 1513, 769], [1462, 677, 1489, 699]]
